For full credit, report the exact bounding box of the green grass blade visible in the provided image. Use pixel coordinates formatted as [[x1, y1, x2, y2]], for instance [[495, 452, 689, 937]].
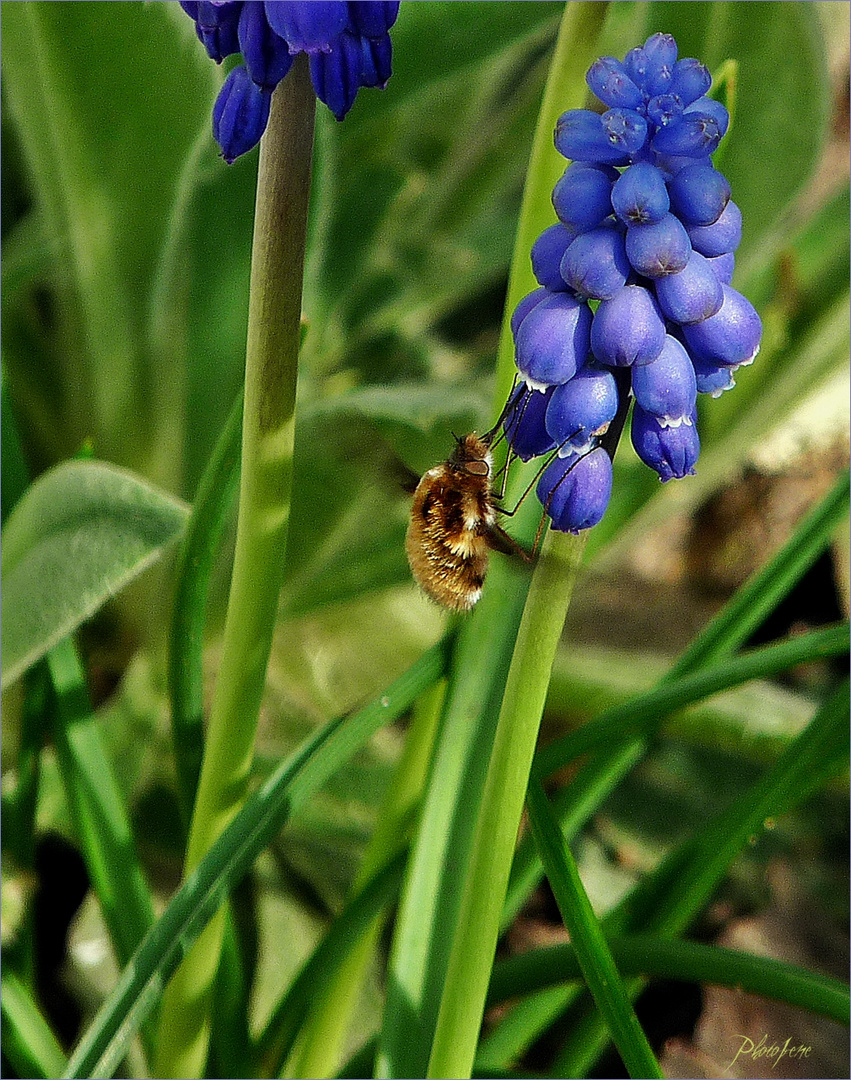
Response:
[[168, 387, 242, 824], [525, 780, 663, 1079], [45, 638, 156, 972], [535, 622, 849, 777], [62, 637, 450, 1079], [488, 936, 850, 1025], [1, 971, 68, 1079]]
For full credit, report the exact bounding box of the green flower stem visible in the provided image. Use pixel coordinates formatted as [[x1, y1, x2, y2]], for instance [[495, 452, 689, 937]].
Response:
[[155, 58, 315, 1079], [426, 527, 587, 1079]]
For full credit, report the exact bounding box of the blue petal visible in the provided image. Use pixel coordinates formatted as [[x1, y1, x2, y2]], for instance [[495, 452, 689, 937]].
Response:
[[309, 30, 363, 119], [264, 1, 348, 54], [238, 3, 294, 88], [212, 65, 272, 163], [347, 1, 400, 37]]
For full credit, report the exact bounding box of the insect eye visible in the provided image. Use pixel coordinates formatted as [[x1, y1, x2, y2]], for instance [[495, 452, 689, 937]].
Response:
[[466, 460, 489, 477]]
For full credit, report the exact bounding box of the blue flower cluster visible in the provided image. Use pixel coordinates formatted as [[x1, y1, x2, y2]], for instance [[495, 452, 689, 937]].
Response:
[[180, 1, 400, 162], [506, 33, 761, 534]]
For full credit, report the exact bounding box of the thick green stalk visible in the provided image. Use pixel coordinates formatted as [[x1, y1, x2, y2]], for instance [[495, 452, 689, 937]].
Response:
[[425, 527, 586, 1079], [155, 59, 315, 1079]]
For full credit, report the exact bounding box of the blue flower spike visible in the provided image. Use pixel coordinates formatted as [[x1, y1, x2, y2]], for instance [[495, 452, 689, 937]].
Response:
[[505, 31, 761, 517], [181, 1, 400, 160]]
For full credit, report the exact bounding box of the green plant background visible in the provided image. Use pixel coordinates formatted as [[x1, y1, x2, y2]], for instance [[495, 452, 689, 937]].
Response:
[[1, 2, 848, 1077]]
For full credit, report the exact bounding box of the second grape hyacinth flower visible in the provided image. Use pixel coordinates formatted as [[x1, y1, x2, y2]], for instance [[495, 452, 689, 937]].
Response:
[[507, 32, 761, 534], [180, 1, 400, 162]]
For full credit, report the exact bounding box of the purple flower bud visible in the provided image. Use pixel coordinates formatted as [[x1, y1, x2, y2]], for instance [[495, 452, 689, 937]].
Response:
[[537, 446, 613, 533], [646, 93, 684, 128], [359, 32, 393, 88], [545, 364, 619, 451], [212, 65, 272, 164], [668, 58, 712, 106], [681, 284, 762, 367], [651, 112, 721, 157], [684, 96, 729, 137], [531, 224, 576, 291], [264, 1, 348, 54], [503, 384, 556, 461], [686, 199, 742, 256], [586, 57, 644, 110], [591, 284, 666, 367], [611, 162, 670, 225], [238, 3, 295, 89], [667, 163, 731, 226], [641, 33, 678, 95], [706, 251, 735, 285], [653, 249, 724, 324], [625, 212, 691, 277], [309, 31, 363, 119], [552, 163, 617, 233], [555, 109, 630, 165], [347, 1, 400, 37], [630, 335, 697, 426], [515, 292, 592, 388], [560, 223, 630, 300], [601, 108, 649, 156], [195, 0, 241, 62], [692, 354, 737, 396], [631, 403, 700, 481], [511, 287, 549, 338]]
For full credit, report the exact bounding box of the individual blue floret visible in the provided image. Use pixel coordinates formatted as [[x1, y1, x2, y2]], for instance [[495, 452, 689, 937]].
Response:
[[560, 223, 630, 300], [625, 212, 691, 277], [537, 446, 613, 533], [514, 291, 592, 388], [651, 112, 722, 157], [213, 65, 272, 164], [590, 284, 667, 367], [545, 363, 619, 453], [654, 249, 724, 324], [630, 335, 697, 426], [511, 287, 549, 337], [552, 163, 618, 233], [586, 56, 644, 110], [554, 109, 632, 165], [686, 200, 742, 256], [681, 284, 762, 367], [238, 3, 294, 89], [611, 161, 670, 225], [667, 163, 731, 226], [502, 384, 557, 461], [631, 403, 700, 481], [531, 224, 576, 291]]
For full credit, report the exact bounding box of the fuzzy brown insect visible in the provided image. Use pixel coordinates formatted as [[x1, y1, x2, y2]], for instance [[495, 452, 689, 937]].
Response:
[[406, 432, 528, 611]]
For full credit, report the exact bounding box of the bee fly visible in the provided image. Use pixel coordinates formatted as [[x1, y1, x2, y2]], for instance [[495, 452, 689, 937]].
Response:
[[406, 421, 531, 612]]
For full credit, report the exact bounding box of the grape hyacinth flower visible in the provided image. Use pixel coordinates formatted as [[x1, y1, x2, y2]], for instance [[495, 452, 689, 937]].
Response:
[[180, 1, 400, 162], [505, 31, 761, 534]]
